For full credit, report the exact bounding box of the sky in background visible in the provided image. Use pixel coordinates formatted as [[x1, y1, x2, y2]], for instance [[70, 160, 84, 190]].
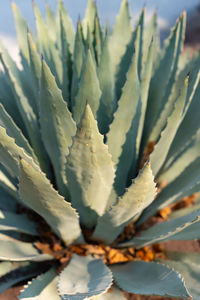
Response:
[[0, 0, 199, 61]]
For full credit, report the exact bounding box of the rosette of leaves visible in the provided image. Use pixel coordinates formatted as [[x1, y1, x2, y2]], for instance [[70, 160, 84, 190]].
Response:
[[0, 0, 200, 299]]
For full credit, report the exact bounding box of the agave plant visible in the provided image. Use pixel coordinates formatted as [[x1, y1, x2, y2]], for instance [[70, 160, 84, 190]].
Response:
[[0, 0, 200, 299]]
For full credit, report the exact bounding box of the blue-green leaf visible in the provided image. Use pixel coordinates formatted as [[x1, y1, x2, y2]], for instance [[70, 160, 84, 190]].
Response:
[[161, 252, 200, 300], [57, 0, 75, 54], [0, 209, 38, 236], [40, 59, 76, 198], [66, 105, 115, 228], [19, 269, 59, 300], [107, 28, 140, 166], [0, 233, 52, 261], [58, 254, 113, 300], [73, 50, 101, 125], [123, 210, 200, 248], [108, 0, 132, 76], [82, 0, 97, 38], [92, 163, 156, 244], [150, 76, 188, 176], [19, 158, 82, 245], [111, 260, 190, 298]]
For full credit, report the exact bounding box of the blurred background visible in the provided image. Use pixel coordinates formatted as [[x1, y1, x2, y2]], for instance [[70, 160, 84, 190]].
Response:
[[0, 0, 199, 62]]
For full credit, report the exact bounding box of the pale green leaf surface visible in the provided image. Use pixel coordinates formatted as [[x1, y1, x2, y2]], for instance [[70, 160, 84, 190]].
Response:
[[33, 2, 62, 87], [66, 105, 115, 228], [0, 126, 36, 178], [19, 269, 59, 300], [73, 50, 101, 125], [143, 17, 182, 145], [161, 252, 200, 300], [0, 262, 15, 277], [27, 32, 41, 97], [82, 0, 96, 38], [0, 233, 52, 261], [0, 54, 49, 174], [150, 77, 188, 176], [71, 21, 85, 102], [138, 157, 200, 225], [40, 59, 76, 197], [107, 30, 140, 166], [19, 159, 82, 245], [94, 14, 103, 65], [123, 210, 200, 248], [111, 260, 190, 298], [109, 0, 132, 76], [58, 254, 113, 300], [92, 163, 156, 244], [0, 209, 38, 235], [0, 165, 18, 199], [0, 103, 36, 161], [11, 2, 29, 60], [159, 129, 200, 184], [149, 13, 186, 143], [45, 4, 57, 43], [57, 0, 75, 54]]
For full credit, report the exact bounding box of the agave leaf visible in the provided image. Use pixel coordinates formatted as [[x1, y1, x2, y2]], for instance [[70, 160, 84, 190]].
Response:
[[0, 103, 37, 162], [94, 14, 103, 65], [0, 71, 23, 130], [115, 100, 141, 196], [0, 263, 49, 294], [27, 32, 41, 99], [115, 9, 143, 99], [161, 252, 200, 300], [97, 35, 116, 134], [58, 254, 113, 300], [132, 38, 154, 169], [138, 157, 200, 225], [11, 2, 29, 60], [0, 187, 18, 212], [150, 76, 188, 176], [19, 159, 82, 245], [166, 57, 200, 164], [107, 28, 140, 166], [168, 198, 200, 220], [0, 126, 36, 178], [73, 50, 101, 125], [57, 0, 75, 54], [150, 46, 200, 145], [123, 210, 200, 248], [142, 12, 159, 70], [45, 4, 57, 44], [19, 269, 59, 300], [159, 129, 200, 184], [59, 13, 72, 104], [71, 21, 85, 102], [92, 163, 156, 244], [0, 209, 38, 236], [111, 260, 190, 298], [0, 54, 49, 174], [0, 233, 52, 261], [33, 2, 62, 87], [40, 59, 76, 197], [143, 15, 185, 146], [109, 0, 132, 76], [82, 0, 96, 38], [0, 164, 18, 199], [66, 105, 115, 228]]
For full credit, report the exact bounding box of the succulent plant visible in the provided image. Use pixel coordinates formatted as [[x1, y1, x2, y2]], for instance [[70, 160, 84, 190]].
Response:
[[0, 0, 200, 299]]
